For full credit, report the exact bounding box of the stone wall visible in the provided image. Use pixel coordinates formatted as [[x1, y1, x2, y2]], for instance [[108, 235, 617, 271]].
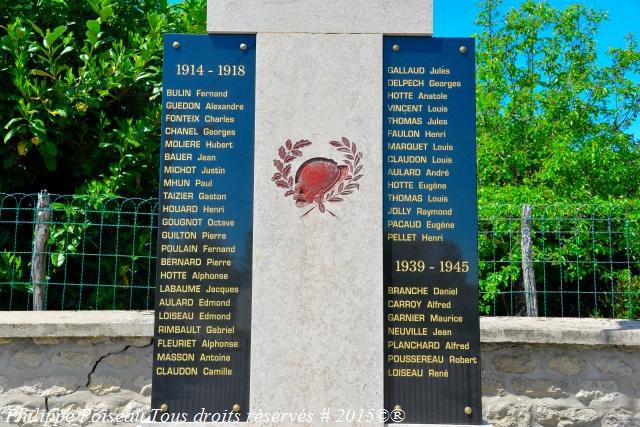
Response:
[[481, 318, 640, 427], [482, 344, 640, 427], [0, 336, 151, 425], [0, 313, 638, 426], [0, 312, 153, 425]]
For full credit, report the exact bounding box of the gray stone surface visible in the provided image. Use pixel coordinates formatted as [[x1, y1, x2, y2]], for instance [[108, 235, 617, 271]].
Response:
[[0, 311, 154, 338], [534, 406, 600, 427], [207, 0, 433, 35], [0, 336, 152, 426], [482, 342, 640, 427], [10, 353, 42, 369], [250, 32, 383, 425], [492, 353, 537, 374], [485, 402, 533, 427], [480, 316, 640, 347], [511, 378, 568, 399], [547, 355, 586, 375], [594, 357, 634, 376]]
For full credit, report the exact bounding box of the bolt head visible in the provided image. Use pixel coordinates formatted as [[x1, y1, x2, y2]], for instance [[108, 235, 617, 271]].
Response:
[[172, 41, 180, 49]]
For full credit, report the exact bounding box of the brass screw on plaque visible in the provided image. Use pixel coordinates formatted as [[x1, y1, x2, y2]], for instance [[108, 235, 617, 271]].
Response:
[[232, 403, 241, 413], [160, 403, 169, 413], [464, 406, 473, 415], [459, 45, 468, 54], [394, 404, 402, 411], [172, 41, 180, 49], [392, 44, 400, 52], [240, 43, 248, 51]]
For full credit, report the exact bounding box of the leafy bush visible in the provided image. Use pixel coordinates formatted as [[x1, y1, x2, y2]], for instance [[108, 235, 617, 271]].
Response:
[[0, 0, 204, 309], [476, 0, 640, 203], [475, 1, 640, 318], [0, 0, 205, 195]]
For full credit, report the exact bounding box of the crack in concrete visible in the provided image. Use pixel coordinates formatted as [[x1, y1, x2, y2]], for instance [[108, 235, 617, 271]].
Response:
[[85, 339, 154, 387], [38, 339, 153, 413]]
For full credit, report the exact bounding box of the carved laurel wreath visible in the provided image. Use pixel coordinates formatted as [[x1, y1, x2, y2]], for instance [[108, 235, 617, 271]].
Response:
[[272, 137, 364, 217]]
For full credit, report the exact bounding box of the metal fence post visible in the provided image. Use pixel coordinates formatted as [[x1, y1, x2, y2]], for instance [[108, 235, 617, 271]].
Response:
[[31, 190, 50, 310], [521, 204, 538, 316]]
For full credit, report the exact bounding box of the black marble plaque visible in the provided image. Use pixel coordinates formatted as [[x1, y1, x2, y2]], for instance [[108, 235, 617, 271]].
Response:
[[383, 36, 482, 425], [151, 34, 255, 423]]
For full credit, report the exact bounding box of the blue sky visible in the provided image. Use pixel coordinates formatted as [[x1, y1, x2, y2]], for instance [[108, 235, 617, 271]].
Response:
[[436, 0, 640, 136], [435, 0, 640, 58]]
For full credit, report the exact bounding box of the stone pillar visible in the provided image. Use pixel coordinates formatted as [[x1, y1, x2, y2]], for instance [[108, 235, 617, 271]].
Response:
[[207, 2, 432, 425]]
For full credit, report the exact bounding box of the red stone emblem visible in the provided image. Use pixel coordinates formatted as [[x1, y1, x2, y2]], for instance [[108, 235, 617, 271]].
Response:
[[272, 138, 363, 217]]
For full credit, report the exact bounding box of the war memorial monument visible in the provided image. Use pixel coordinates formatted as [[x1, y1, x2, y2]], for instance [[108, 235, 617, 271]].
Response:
[[151, 0, 482, 424]]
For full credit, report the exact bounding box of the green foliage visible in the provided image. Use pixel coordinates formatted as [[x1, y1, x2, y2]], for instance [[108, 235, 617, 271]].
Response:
[[476, 0, 640, 203], [608, 269, 640, 319], [475, 1, 640, 318], [48, 201, 90, 268], [0, 0, 204, 309], [0, 251, 27, 293], [0, 0, 206, 195]]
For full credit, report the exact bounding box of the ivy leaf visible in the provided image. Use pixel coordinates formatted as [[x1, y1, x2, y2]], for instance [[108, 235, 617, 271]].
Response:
[[42, 153, 57, 170], [31, 69, 53, 78], [51, 252, 65, 267], [39, 141, 57, 156], [60, 46, 74, 56], [30, 22, 45, 38], [45, 25, 67, 48], [3, 126, 21, 143], [86, 20, 100, 34], [99, 6, 114, 20]]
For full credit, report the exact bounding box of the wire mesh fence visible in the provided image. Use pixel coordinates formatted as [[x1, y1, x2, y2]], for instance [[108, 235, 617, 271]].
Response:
[[0, 193, 638, 318], [0, 193, 158, 310], [479, 203, 640, 319]]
